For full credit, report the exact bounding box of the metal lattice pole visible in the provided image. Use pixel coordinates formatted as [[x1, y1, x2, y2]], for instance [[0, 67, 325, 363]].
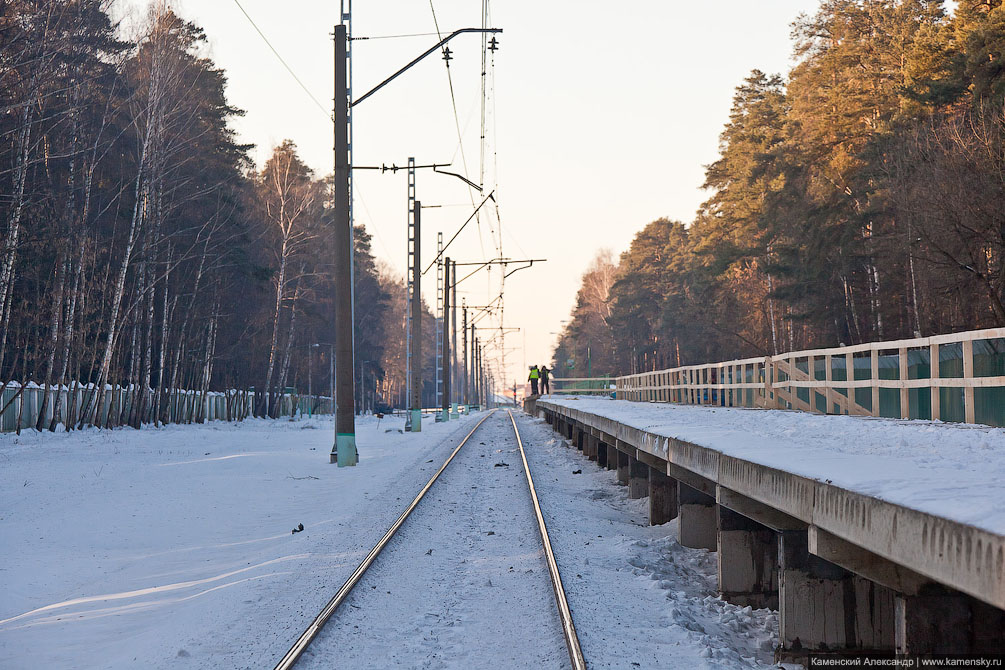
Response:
[[405, 158, 417, 429], [435, 233, 444, 414]]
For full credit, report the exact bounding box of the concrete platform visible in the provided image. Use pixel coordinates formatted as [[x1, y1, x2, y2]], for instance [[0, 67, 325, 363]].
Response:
[[529, 396, 1005, 658]]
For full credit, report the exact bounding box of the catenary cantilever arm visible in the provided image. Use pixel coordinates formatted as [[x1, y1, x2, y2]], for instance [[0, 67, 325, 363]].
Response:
[[351, 28, 502, 108]]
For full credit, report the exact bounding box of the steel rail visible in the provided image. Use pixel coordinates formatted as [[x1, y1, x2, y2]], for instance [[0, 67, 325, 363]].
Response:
[[274, 409, 497, 670], [507, 410, 587, 670]]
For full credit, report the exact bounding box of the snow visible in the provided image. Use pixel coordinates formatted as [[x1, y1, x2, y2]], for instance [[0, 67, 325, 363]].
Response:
[[299, 412, 570, 669], [541, 396, 1005, 535], [301, 411, 779, 669], [519, 415, 779, 669], [0, 412, 484, 669], [1, 409, 782, 669]]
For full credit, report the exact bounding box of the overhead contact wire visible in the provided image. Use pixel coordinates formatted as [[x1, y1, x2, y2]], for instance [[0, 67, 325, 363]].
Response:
[[231, 0, 332, 121]]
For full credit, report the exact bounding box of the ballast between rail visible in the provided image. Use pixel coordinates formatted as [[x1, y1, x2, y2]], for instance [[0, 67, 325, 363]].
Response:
[[273, 410, 497, 670]]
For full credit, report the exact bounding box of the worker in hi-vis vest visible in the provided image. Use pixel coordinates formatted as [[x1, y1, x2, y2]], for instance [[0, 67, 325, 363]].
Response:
[[539, 365, 551, 395], [528, 365, 540, 396]]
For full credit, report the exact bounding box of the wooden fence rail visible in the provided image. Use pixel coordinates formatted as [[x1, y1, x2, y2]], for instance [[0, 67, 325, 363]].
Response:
[[613, 328, 1005, 428]]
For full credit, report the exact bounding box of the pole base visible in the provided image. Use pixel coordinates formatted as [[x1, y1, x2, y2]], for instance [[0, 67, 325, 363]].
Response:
[[409, 409, 422, 432], [450, 403, 460, 420], [334, 433, 358, 467]]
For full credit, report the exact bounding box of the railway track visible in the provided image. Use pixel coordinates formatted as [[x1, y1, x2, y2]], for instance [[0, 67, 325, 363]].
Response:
[[273, 409, 586, 670]]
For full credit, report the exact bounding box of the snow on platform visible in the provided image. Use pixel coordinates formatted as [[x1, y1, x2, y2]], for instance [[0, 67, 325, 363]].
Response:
[[540, 396, 1005, 536]]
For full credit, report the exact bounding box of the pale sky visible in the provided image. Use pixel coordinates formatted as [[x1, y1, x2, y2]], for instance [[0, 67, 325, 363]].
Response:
[[120, 0, 819, 394]]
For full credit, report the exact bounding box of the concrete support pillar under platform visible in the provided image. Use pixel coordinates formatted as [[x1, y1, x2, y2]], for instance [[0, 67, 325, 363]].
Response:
[[896, 586, 1005, 656], [648, 467, 678, 526], [605, 442, 617, 471], [628, 456, 648, 499], [616, 449, 630, 485], [678, 482, 717, 551], [777, 530, 895, 661], [596, 437, 608, 468], [717, 506, 778, 609], [584, 432, 597, 461]]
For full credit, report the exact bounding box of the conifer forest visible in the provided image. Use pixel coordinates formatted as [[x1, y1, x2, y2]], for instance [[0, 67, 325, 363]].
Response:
[[555, 0, 1005, 377], [2, 1, 1004, 426], [0, 2, 444, 428]]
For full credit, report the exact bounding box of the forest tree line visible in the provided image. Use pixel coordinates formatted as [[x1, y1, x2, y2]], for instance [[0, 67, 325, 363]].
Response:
[[555, 0, 1005, 378], [0, 1, 439, 429]]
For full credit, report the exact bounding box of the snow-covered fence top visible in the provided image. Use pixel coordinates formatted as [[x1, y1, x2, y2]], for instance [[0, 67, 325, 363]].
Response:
[[615, 327, 1005, 428]]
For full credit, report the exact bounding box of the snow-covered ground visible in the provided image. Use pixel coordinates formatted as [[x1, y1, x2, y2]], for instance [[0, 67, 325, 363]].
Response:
[[519, 414, 778, 669], [541, 396, 1005, 535], [300, 412, 570, 669], [303, 411, 777, 669], [1, 409, 780, 669], [0, 412, 483, 668]]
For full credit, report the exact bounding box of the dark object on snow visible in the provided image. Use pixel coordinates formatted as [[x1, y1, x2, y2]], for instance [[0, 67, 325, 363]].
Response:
[[292, 523, 304, 534], [494, 462, 509, 467], [572, 469, 582, 474]]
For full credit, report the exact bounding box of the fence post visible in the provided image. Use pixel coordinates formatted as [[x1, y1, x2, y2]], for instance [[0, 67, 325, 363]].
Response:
[[899, 347, 910, 420], [764, 357, 772, 409], [733, 364, 738, 407], [845, 351, 855, 415], [870, 348, 880, 417], [930, 342, 941, 421], [824, 354, 834, 414], [962, 338, 975, 424]]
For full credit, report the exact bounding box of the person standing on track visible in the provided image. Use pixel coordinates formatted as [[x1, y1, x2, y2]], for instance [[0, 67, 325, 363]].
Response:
[[539, 365, 551, 395], [528, 365, 540, 396]]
